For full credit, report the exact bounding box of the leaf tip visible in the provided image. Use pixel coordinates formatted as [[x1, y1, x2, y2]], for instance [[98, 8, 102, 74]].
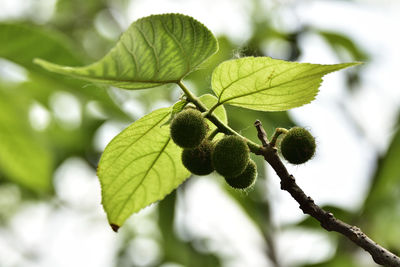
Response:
[[341, 61, 363, 69], [110, 223, 120, 232]]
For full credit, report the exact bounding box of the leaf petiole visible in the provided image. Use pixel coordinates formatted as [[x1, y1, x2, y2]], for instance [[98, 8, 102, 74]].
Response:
[[203, 102, 221, 118], [177, 80, 262, 154], [270, 128, 289, 148], [207, 128, 220, 141]]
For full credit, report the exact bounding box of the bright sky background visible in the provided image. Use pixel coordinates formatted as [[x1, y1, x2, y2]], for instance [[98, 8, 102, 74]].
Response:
[[0, 0, 399, 267]]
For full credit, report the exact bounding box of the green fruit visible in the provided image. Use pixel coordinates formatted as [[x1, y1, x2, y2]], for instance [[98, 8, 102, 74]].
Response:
[[170, 109, 208, 148], [212, 135, 249, 177], [280, 127, 316, 164], [225, 160, 257, 189], [181, 140, 214, 176]]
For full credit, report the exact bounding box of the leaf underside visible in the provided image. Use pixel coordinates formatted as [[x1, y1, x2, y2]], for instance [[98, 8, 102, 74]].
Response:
[[211, 57, 360, 111], [35, 13, 218, 89], [98, 97, 227, 230], [161, 100, 188, 127], [97, 107, 190, 229]]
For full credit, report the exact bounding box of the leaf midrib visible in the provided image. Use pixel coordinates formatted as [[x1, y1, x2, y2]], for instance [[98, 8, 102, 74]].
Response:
[[100, 111, 170, 177], [217, 61, 281, 101], [112, 138, 172, 223], [219, 69, 326, 104]]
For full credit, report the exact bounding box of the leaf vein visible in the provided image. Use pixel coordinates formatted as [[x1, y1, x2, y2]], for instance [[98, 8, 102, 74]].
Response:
[[161, 20, 190, 73], [220, 70, 327, 104], [114, 138, 171, 222], [121, 39, 139, 74], [101, 112, 169, 175], [134, 24, 160, 75], [218, 62, 281, 99]]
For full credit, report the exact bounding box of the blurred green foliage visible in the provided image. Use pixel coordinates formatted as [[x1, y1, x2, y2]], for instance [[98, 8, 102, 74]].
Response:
[[0, 0, 397, 267], [361, 114, 400, 254]]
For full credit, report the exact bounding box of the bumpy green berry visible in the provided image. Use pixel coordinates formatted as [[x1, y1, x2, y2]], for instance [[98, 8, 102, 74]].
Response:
[[225, 160, 257, 189], [280, 127, 316, 164], [182, 140, 214, 176], [212, 135, 250, 177], [170, 109, 208, 148]]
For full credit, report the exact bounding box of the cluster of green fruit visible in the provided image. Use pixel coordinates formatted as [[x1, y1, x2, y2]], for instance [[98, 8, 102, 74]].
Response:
[[170, 109, 257, 190], [170, 109, 316, 189]]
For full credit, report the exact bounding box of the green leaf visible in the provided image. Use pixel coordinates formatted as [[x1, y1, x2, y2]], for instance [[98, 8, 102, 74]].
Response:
[[318, 31, 368, 61], [171, 99, 188, 114], [97, 107, 190, 230], [361, 118, 400, 250], [35, 13, 218, 89], [0, 23, 82, 70], [211, 57, 360, 111], [0, 91, 52, 192], [161, 99, 188, 127], [0, 23, 127, 118]]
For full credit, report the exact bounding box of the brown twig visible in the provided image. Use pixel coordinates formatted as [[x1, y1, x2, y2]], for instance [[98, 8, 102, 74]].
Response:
[[254, 120, 400, 267]]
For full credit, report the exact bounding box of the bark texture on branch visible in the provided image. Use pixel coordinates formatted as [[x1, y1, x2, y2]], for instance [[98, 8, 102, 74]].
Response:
[[254, 120, 400, 267]]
